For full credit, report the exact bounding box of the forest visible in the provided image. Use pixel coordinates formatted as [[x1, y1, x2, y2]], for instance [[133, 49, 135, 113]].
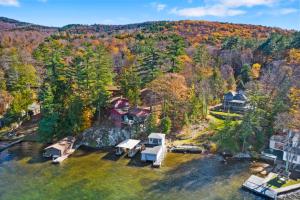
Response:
[[0, 17, 299, 153]]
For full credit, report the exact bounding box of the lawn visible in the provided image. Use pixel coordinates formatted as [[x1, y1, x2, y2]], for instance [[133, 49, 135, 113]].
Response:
[[267, 176, 300, 189], [209, 111, 242, 117]]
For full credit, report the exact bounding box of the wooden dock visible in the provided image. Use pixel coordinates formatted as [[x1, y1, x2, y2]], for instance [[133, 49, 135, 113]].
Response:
[[242, 175, 277, 199], [243, 174, 300, 199], [0, 139, 23, 152]]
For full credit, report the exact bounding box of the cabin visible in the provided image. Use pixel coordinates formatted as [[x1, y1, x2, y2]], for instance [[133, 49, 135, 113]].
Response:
[[115, 139, 141, 157], [141, 133, 166, 167], [109, 97, 130, 126], [223, 90, 248, 113], [27, 102, 40, 117], [44, 136, 76, 161]]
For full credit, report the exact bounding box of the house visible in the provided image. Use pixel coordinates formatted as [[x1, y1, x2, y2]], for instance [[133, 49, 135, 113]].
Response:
[[109, 108, 128, 126], [109, 97, 130, 126], [43, 136, 76, 163], [115, 139, 141, 157], [223, 90, 248, 113], [268, 130, 300, 165], [27, 102, 41, 117], [111, 97, 129, 110], [125, 107, 151, 124], [141, 133, 166, 167]]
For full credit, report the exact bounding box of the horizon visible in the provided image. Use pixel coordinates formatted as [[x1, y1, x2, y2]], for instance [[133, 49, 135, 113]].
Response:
[[0, 0, 299, 30], [1, 16, 297, 31]]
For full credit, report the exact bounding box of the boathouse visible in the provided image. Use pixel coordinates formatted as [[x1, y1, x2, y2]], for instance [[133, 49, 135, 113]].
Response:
[[44, 136, 76, 158], [141, 133, 166, 167], [115, 139, 141, 157]]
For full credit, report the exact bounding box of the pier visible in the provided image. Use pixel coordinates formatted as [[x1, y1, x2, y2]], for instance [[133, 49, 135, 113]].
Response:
[[243, 173, 300, 199]]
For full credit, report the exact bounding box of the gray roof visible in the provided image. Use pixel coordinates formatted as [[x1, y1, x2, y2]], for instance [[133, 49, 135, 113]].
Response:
[[141, 145, 162, 155], [148, 133, 165, 140]]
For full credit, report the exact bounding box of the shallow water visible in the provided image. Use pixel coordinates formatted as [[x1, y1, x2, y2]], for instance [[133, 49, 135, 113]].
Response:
[[0, 142, 263, 200]]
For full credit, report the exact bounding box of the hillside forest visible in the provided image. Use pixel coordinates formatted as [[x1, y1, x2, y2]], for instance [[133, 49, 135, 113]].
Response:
[[0, 18, 299, 152]]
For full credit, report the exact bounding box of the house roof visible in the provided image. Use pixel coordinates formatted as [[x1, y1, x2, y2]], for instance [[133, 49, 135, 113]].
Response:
[[148, 133, 165, 140], [45, 136, 75, 152], [141, 145, 162, 155], [116, 139, 141, 149], [110, 108, 128, 115], [129, 107, 151, 118], [111, 97, 129, 109]]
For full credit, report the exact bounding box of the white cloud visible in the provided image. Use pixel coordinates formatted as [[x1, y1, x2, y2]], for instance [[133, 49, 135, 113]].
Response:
[[170, 5, 245, 17], [151, 2, 167, 11], [279, 8, 298, 14], [0, 0, 19, 6], [220, 0, 277, 8]]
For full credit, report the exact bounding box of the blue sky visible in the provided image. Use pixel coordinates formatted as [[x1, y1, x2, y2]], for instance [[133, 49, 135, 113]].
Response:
[[0, 0, 299, 30]]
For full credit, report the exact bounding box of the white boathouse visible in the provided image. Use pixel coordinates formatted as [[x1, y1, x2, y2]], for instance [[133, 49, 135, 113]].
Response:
[[141, 133, 166, 167], [115, 139, 141, 157]]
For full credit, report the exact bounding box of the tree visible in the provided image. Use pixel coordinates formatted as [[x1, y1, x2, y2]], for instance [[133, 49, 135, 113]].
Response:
[[251, 63, 261, 79], [166, 34, 186, 72], [137, 38, 163, 85], [119, 64, 141, 106], [161, 116, 171, 134], [146, 112, 158, 134]]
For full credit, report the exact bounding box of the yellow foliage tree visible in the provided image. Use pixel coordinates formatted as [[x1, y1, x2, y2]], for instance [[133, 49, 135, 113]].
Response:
[[251, 63, 261, 79]]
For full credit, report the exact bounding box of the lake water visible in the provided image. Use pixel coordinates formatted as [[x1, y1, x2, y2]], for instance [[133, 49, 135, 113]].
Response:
[[0, 142, 264, 200]]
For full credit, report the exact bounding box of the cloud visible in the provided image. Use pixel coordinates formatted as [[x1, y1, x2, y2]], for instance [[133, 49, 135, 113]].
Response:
[[170, 0, 282, 17], [151, 2, 167, 11], [279, 8, 298, 14], [220, 0, 277, 8], [0, 0, 19, 6], [170, 5, 246, 17]]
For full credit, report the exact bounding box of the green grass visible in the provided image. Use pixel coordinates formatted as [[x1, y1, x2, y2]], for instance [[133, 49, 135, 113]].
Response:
[[267, 176, 300, 189], [209, 111, 242, 117]]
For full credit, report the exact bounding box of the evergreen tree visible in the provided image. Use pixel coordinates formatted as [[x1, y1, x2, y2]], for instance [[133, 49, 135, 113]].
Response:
[[166, 35, 185, 72], [161, 116, 171, 134]]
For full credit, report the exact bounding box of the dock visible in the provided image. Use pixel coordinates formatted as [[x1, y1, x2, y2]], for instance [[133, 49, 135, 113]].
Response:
[[243, 174, 300, 199], [170, 145, 202, 153], [0, 139, 23, 152], [242, 175, 277, 199]]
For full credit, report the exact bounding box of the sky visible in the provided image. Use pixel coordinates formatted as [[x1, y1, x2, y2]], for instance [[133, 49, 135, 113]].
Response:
[[0, 0, 299, 30]]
